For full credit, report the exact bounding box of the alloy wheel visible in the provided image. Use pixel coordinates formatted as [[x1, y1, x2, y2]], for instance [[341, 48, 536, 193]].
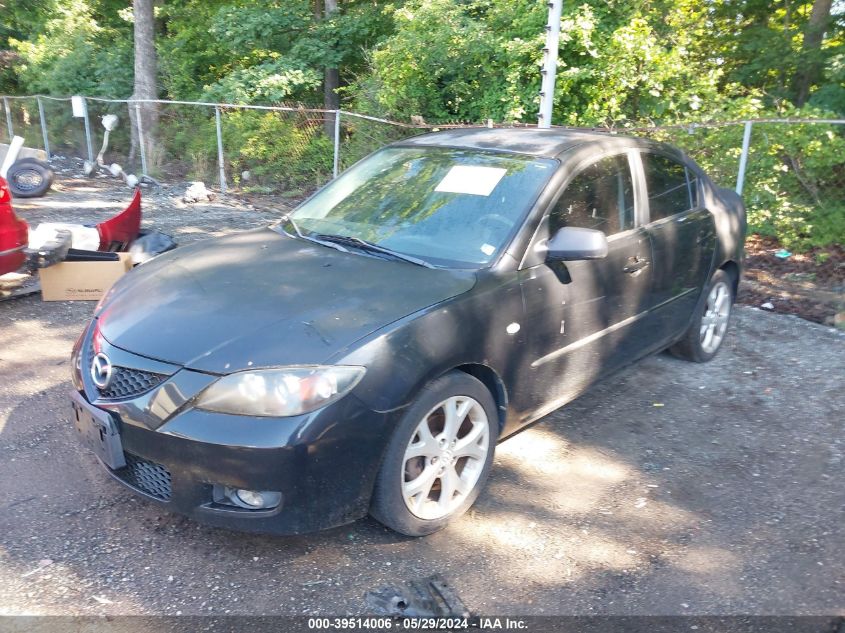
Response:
[[700, 281, 731, 354], [402, 395, 490, 520]]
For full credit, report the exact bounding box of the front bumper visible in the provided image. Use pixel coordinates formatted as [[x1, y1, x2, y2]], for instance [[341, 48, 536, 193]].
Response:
[[72, 321, 398, 535]]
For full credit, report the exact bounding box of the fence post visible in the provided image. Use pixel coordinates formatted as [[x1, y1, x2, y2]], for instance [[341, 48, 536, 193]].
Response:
[[134, 103, 148, 175], [3, 97, 13, 141], [215, 106, 227, 193], [538, 0, 563, 129], [735, 121, 753, 196], [36, 96, 51, 159], [82, 97, 94, 163], [333, 109, 341, 178]]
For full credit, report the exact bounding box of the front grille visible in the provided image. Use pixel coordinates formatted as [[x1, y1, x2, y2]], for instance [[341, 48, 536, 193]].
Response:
[[84, 328, 168, 400], [114, 452, 172, 501], [85, 338, 95, 370], [98, 366, 166, 401]]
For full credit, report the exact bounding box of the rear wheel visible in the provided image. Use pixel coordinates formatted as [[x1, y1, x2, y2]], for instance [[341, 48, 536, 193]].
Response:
[[671, 269, 734, 362], [370, 371, 497, 536]]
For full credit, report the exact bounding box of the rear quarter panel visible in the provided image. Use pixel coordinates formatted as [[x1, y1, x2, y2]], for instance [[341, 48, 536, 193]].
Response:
[[699, 174, 747, 275]]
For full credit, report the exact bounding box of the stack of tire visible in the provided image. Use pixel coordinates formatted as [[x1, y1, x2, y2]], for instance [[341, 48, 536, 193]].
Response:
[[6, 158, 54, 198]]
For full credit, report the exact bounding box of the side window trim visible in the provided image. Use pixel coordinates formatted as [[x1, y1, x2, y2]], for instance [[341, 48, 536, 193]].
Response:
[[628, 149, 648, 226], [685, 166, 702, 209]]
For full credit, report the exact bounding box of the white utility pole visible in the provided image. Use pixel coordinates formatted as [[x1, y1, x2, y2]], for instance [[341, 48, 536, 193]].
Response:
[[538, 0, 563, 129]]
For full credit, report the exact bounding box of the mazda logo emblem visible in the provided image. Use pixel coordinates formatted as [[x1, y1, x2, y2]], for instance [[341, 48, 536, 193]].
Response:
[[91, 353, 113, 389]]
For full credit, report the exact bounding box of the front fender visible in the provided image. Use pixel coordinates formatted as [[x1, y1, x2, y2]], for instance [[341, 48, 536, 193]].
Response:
[[333, 273, 525, 427]]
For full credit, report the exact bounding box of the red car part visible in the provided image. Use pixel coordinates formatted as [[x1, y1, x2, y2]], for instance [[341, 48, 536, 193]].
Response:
[[97, 187, 141, 251], [1, 184, 141, 276], [0, 176, 29, 275]]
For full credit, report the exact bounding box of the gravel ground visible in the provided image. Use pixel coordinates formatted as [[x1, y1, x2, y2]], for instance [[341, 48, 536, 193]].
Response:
[[0, 175, 843, 618]]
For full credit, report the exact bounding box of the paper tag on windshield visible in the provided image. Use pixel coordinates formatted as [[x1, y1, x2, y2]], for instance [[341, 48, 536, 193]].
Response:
[[435, 166, 507, 197]]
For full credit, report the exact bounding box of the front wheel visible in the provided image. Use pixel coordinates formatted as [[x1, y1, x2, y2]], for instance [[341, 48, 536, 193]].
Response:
[[671, 269, 734, 362], [370, 371, 498, 536]]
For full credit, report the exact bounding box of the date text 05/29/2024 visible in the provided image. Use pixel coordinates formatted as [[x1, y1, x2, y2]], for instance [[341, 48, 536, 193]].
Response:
[[306, 617, 529, 630]]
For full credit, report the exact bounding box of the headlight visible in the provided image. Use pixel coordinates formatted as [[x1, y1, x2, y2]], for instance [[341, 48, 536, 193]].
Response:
[[70, 331, 85, 391], [195, 366, 365, 417]]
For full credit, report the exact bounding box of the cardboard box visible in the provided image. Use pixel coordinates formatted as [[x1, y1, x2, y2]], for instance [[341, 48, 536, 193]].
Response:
[[39, 253, 132, 301]]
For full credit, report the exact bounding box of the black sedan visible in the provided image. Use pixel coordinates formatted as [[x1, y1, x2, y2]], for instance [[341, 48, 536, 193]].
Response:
[[70, 128, 746, 536]]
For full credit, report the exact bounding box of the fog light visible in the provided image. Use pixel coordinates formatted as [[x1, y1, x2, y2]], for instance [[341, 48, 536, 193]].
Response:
[[232, 488, 282, 510], [211, 485, 283, 510], [236, 489, 264, 507]]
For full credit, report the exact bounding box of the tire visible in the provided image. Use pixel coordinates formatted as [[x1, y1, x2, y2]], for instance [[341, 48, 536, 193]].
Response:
[[12, 156, 48, 167], [370, 371, 498, 536], [7, 159, 54, 198], [670, 269, 734, 363]]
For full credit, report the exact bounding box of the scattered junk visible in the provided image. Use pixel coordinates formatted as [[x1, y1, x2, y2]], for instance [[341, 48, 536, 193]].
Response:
[[183, 181, 215, 203], [129, 229, 177, 265], [83, 114, 159, 189], [26, 227, 74, 269], [28, 223, 100, 253], [1, 135, 54, 198], [1, 112, 174, 301], [39, 252, 133, 301], [364, 574, 470, 618], [96, 186, 143, 250], [0, 181, 176, 301]]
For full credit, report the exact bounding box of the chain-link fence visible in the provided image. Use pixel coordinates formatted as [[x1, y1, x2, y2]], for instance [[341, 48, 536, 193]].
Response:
[[635, 119, 845, 249], [2, 94, 843, 248]]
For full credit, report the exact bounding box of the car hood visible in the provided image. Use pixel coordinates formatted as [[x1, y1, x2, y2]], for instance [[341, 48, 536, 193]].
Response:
[[96, 228, 476, 373]]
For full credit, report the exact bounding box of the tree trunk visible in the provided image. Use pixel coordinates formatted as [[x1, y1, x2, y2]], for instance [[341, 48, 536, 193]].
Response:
[[323, 0, 339, 136], [794, 0, 833, 106], [130, 0, 158, 172]]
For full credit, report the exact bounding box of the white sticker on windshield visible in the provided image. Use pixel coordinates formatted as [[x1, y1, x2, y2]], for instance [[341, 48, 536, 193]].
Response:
[[480, 243, 495, 256], [434, 165, 507, 197]]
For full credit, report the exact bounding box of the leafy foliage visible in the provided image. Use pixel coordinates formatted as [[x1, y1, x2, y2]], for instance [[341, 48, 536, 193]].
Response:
[[1, 0, 842, 247], [7, 0, 134, 97], [645, 101, 845, 249]]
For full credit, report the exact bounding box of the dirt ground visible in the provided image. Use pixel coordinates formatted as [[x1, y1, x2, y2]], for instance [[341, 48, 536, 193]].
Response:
[[0, 172, 843, 618], [738, 235, 844, 327]]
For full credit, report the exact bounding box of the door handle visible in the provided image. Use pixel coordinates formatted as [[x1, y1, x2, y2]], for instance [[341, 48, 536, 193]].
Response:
[[623, 257, 650, 275]]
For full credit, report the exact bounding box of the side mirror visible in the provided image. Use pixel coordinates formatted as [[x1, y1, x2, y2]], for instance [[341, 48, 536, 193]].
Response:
[[546, 226, 608, 261]]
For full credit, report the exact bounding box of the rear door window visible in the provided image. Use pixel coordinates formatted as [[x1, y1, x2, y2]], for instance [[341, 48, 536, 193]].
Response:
[[642, 153, 697, 222]]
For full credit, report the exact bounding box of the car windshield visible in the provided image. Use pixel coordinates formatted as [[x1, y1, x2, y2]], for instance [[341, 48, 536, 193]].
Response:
[[288, 147, 557, 268]]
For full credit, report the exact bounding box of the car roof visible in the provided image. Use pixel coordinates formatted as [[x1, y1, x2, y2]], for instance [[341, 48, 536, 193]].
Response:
[[397, 127, 644, 158]]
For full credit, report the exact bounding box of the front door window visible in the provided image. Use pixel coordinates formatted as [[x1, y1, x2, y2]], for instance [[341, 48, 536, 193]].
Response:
[[549, 154, 636, 236]]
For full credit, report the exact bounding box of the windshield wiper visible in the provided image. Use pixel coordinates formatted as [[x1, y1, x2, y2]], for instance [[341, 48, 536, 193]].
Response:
[[314, 233, 435, 269], [278, 215, 349, 253]]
